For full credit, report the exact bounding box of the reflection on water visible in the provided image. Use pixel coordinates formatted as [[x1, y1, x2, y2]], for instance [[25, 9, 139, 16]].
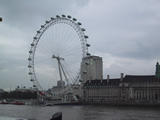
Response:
[[0, 104, 160, 120]]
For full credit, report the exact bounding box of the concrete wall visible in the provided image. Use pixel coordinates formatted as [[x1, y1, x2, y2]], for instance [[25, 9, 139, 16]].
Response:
[[83, 86, 120, 104], [80, 56, 103, 83], [83, 84, 160, 105]]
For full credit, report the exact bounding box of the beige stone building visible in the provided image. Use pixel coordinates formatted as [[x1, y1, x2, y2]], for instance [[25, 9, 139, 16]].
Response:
[[82, 62, 160, 105], [83, 78, 120, 104]]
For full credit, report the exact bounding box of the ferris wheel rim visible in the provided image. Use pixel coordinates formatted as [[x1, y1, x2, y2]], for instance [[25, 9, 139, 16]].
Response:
[[28, 15, 90, 90]]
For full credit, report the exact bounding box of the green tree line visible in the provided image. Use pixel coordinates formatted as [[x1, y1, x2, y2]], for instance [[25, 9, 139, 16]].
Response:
[[0, 90, 37, 99]]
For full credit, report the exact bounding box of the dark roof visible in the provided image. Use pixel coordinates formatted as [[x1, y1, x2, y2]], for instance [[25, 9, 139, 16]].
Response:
[[123, 75, 158, 83], [122, 75, 160, 85], [83, 75, 160, 87], [84, 79, 120, 86]]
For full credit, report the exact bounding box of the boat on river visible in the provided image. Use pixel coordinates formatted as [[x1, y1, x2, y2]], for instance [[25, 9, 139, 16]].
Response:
[[11, 101, 25, 105]]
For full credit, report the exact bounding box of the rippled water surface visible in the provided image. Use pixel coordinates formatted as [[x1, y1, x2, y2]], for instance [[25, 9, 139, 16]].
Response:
[[0, 104, 160, 120]]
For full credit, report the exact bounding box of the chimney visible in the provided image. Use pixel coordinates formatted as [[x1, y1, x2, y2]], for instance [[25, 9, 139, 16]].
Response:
[[107, 75, 109, 83], [120, 73, 124, 82]]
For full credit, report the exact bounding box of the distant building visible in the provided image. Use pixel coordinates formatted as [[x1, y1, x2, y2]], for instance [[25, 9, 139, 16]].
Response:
[[49, 82, 81, 103], [82, 62, 160, 105], [120, 75, 160, 104], [49, 80, 65, 99], [83, 78, 120, 104]]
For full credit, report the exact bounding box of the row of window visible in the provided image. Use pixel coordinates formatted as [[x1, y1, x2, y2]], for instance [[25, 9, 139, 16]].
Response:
[[133, 90, 160, 100]]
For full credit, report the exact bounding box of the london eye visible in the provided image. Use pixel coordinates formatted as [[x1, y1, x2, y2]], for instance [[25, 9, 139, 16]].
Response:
[[28, 15, 90, 94]]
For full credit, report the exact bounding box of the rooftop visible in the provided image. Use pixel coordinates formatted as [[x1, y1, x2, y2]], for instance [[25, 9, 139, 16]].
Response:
[[83, 75, 160, 86]]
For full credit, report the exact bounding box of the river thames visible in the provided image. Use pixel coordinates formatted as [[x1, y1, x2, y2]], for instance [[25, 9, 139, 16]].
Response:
[[0, 104, 160, 120]]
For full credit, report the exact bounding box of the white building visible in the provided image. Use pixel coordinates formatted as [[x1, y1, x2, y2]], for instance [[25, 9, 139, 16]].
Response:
[[80, 56, 103, 83]]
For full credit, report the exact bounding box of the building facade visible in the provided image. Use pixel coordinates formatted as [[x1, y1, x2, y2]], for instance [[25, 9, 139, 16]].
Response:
[[120, 75, 160, 104], [82, 63, 160, 105], [83, 78, 120, 104]]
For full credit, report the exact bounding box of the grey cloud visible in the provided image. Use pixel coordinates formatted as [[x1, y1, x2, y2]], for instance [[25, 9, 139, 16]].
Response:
[[79, 0, 160, 60], [0, 0, 89, 32], [0, 0, 160, 89]]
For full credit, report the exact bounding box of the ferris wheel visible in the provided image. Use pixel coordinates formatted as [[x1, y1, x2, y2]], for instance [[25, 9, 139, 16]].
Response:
[[28, 15, 90, 91]]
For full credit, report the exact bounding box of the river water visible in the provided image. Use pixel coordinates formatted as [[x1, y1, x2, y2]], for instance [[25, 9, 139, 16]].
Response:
[[0, 104, 160, 120]]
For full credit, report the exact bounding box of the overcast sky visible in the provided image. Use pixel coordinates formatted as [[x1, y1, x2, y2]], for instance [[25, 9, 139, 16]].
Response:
[[0, 0, 160, 90]]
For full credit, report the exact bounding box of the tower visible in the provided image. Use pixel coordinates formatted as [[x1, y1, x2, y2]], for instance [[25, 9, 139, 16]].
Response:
[[80, 55, 103, 83], [155, 62, 160, 78]]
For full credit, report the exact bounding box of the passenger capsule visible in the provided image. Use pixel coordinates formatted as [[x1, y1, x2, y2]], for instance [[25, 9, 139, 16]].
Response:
[[56, 15, 60, 18], [86, 44, 90, 47], [84, 35, 89, 39], [33, 37, 37, 40], [87, 53, 91, 56], [30, 79, 34, 82], [67, 15, 71, 19], [29, 51, 32, 53], [28, 65, 32, 68], [31, 43, 34, 46], [73, 18, 77, 21], [50, 17, 55, 20], [28, 72, 32, 75], [81, 28, 86, 31], [28, 58, 32, 61], [77, 22, 82, 25], [45, 20, 49, 23], [62, 15, 66, 17], [41, 25, 44, 28], [37, 31, 40, 33]]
